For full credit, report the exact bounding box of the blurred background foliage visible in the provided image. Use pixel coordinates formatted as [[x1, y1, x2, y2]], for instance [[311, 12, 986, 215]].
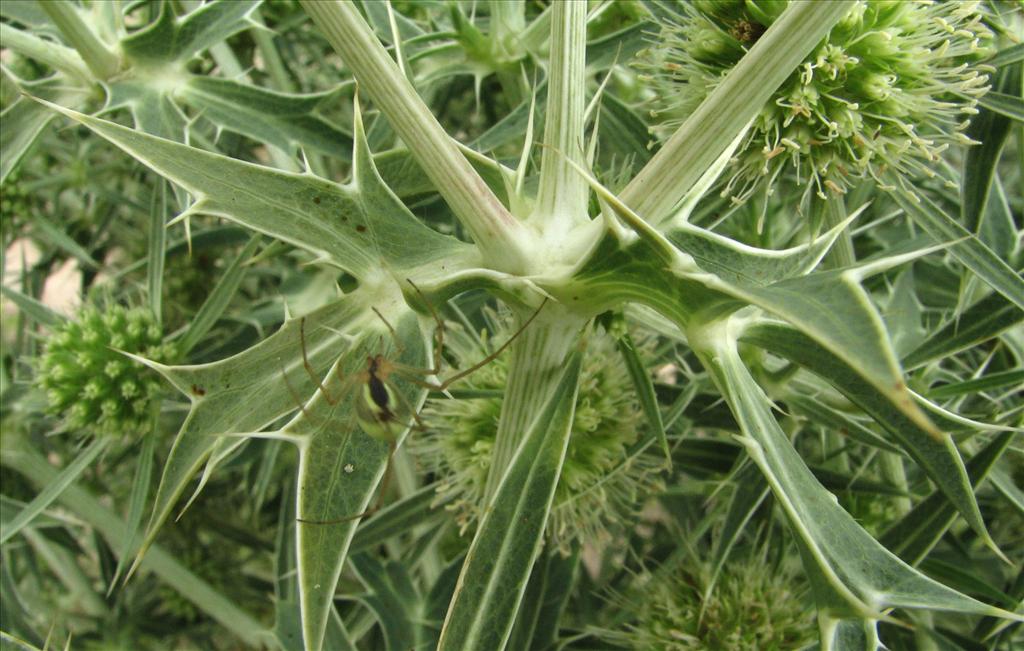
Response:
[[1, 1, 1021, 649]]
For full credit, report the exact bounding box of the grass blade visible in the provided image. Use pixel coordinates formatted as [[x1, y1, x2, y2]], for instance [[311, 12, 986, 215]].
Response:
[[0, 438, 108, 545]]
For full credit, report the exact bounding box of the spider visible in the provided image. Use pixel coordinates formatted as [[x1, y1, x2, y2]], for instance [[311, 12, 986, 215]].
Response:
[[293, 280, 547, 524]]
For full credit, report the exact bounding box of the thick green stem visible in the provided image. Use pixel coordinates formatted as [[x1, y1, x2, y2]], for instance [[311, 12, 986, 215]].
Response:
[[518, 6, 551, 55], [483, 308, 583, 501], [39, 1, 119, 80], [489, 0, 525, 60], [879, 451, 913, 516], [300, 0, 532, 273], [620, 0, 855, 225], [533, 0, 589, 233], [0, 23, 91, 81], [820, 195, 856, 268]]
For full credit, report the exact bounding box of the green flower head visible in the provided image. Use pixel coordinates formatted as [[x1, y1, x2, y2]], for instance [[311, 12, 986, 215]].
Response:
[[641, 0, 994, 201], [413, 314, 664, 552], [612, 553, 813, 650], [37, 304, 175, 437]]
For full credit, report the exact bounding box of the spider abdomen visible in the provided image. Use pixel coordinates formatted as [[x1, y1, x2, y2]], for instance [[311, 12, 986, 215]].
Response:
[[355, 354, 400, 442]]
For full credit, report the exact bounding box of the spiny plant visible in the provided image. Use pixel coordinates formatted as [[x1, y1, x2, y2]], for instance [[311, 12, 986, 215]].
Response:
[[640, 0, 996, 200], [413, 313, 665, 552], [1, 2, 1022, 651]]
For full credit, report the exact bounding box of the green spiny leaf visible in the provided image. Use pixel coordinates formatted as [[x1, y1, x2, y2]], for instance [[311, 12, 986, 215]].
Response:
[[294, 307, 427, 651], [0, 438, 108, 545], [892, 189, 1024, 313], [903, 291, 1023, 370], [129, 296, 369, 583], [350, 553, 424, 651], [38, 99, 473, 277], [177, 78, 354, 159], [438, 352, 582, 651], [700, 330, 1017, 626], [878, 432, 1015, 566], [741, 321, 992, 548], [120, 0, 260, 65]]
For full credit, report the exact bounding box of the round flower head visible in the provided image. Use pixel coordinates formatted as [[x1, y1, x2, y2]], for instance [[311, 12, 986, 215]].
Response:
[[608, 552, 813, 650], [37, 304, 175, 437], [413, 313, 665, 553], [1, 168, 37, 231], [640, 0, 994, 201]]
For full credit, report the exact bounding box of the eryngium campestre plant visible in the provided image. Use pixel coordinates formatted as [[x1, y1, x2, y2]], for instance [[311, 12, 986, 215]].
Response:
[[4, 1, 1020, 649], [641, 0, 994, 200]]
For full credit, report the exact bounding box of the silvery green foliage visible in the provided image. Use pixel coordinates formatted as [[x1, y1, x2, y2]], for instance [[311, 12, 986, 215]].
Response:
[[1, 2, 1021, 651]]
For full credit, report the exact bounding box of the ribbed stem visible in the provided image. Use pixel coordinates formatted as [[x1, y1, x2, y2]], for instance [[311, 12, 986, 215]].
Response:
[[489, 1, 528, 103], [40, 1, 119, 80], [533, 0, 589, 233], [879, 451, 913, 516], [620, 0, 854, 225], [820, 195, 856, 268], [518, 5, 551, 54], [0, 23, 91, 81], [483, 308, 583, 501], [489, 0, 525, 59], [300, 0, 532, 273]]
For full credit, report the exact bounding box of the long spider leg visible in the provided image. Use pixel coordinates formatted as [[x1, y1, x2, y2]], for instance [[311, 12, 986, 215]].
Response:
[[332, 353, 348, 386], [387, 297, 549, 385], [299, 316, 337, 405], [287, 369, 362, 435], [436, 297, 548, 392], [385, 378, 429, 430], [405, 278, 446, 374], [388, 361, 447, 379], [371, 307, 405, 356], [280, 358, 315, 421]]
